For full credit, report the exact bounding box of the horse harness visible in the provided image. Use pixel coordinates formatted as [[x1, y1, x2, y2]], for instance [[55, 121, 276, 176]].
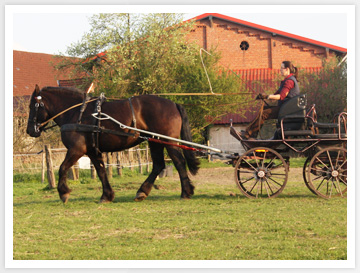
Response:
[[60, 94, 138, 154]]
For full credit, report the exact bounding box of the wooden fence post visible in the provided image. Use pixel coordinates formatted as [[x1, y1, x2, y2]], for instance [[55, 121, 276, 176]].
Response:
[[128, 149, 134, 171], [116, 152, 122, 177], [75, 161, 79, 180], [91, 164, 96, 179], [146, 145, 150, 173], [106, 153, 113, 179], [41, 151, 45, 184], [68, 163, 78, 180], [44, 145, 56, 189], [136, 148, 142, 174]]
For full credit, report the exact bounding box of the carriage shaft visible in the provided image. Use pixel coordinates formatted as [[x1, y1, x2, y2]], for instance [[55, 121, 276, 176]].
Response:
[[92, 113, 224, 153]]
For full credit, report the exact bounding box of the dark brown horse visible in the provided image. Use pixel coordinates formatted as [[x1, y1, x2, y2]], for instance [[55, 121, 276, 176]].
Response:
[[26, 85, 200, 203]]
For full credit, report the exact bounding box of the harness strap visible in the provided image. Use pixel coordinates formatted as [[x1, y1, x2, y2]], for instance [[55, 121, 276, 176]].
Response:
[[77, 95, 91, 124], [61, 124, 135, 138], [93, 93, 106, 154], [128, 97, 137, 128]]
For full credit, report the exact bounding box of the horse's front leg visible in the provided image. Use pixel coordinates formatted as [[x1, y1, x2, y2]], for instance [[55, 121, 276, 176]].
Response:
[[135, 142, 165, 201], [58, 149, 84, 203], [87, 152, 115, 203]]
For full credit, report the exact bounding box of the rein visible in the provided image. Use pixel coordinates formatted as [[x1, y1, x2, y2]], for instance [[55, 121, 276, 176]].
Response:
[[39, 97, 98, 128]]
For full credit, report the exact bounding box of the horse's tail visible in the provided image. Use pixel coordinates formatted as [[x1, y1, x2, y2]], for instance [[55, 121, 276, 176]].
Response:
[[176, 104, 200, 175]]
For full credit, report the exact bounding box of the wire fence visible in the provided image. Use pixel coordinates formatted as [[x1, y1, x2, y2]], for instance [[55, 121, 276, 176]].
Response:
[[13, 144, 154, 184]]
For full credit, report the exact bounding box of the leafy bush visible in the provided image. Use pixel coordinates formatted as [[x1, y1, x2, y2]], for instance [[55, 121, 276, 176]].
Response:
[[300, 58, 347, 122]]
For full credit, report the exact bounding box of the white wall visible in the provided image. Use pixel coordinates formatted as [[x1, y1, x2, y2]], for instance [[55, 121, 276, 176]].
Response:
[[208, 124, 247, 156]]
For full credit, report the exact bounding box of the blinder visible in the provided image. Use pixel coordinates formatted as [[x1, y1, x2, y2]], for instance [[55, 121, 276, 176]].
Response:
[[30, 95, 45, 133]]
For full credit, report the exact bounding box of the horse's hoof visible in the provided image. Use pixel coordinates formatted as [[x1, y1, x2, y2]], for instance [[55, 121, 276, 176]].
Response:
[[134, 192, 147, 202], [99, 199, 112, 204], [60, 193, 70, 204]]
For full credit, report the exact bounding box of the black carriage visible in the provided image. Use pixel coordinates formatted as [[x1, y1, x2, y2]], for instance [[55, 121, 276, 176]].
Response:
[[229, 94, 347, 199]]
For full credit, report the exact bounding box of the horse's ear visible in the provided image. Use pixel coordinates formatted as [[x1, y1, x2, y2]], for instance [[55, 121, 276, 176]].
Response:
[[35, 84, 40, 95]]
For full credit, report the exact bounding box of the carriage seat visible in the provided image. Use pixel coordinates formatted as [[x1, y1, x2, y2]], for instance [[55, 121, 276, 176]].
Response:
[[277, 94, 308, 132]]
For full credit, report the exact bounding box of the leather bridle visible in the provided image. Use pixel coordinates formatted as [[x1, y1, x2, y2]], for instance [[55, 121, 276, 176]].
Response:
[[28, 95, 45, 133], [28, 94, 99, 133]]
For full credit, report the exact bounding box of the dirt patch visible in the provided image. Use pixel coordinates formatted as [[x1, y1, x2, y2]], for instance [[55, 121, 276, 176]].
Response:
[[166, 166, 304, 186], [191, 167, 234, 186]]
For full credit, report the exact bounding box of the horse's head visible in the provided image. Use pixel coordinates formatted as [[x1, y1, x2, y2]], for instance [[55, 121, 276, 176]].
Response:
[[26, 85, 50, 137]]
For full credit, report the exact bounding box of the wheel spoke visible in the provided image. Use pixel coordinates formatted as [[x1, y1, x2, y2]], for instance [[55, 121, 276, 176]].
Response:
[[338, 159, 347, 170], [255, 179, 261, 198], [328, 178, 334, 197], [265, 157, 275, 169], [240, 176, 256, 185], [338, 176, 347, 185], [271, 173, 286, 176], [242, 158, 258, 171], [316, 177, 327, 191], [311, 174, 325, 182], [335, 150, 341, 169], [334, 178, 343, 196], [238, 170, 256, 174], [270, 163, 285, 170], [309, 167, 330, 174], [314, 156, 329, 169], [262, 151, 267, 168], [253, 151, 260, 168], [268, 176, 282, 188], [264, 178, 272, 197], [327, 150, 334, 170], [247, 179, 259, 194]]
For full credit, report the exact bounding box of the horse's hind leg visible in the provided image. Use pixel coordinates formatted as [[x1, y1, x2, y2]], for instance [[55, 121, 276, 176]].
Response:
[[166, 146, 195, 199], [87, 152, 115, 203], [58, 149, 84, 203], [135, 142, 165, 201]]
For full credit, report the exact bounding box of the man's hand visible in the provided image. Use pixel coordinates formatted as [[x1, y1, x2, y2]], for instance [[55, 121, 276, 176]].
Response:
[[255, 93, 268, 100]]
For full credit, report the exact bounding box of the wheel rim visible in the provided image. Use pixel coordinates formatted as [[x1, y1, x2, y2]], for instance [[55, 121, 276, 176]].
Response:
[[303, 157, 317, 195], [234, 147, 288, 198], [307, 147, 347, 199]]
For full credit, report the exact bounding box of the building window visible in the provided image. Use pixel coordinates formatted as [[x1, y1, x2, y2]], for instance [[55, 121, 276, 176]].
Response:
[[240, 41, 249, 51]]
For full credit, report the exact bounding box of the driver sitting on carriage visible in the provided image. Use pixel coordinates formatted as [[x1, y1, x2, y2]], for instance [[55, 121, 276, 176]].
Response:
[[241, 60, 300, 140]]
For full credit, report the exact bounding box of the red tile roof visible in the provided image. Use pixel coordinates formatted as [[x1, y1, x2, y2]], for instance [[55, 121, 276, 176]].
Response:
[[190, 13, 347, 54], [13, 50, 80, 96]]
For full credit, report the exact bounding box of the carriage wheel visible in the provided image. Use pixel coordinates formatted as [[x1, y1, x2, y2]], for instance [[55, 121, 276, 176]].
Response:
[[303, 157, 317, 195], [307, 147, 347, 199], [234, 147, 288, 199]]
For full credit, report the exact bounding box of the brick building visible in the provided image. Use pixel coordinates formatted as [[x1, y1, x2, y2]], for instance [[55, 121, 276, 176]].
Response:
[[187, 13, 346, 71], [185, 13, 347, 153]]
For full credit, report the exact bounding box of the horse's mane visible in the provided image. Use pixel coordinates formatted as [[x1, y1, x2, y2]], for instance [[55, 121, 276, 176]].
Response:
[[41, 86, 85, 99]]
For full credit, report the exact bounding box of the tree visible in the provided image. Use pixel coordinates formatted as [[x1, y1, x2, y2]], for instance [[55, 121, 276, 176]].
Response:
[[169, 49, 250, 141], [55, 13, 251, 142]]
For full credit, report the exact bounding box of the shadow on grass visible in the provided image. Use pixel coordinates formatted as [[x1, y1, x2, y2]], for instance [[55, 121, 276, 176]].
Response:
[[14, 190, 334, 207]]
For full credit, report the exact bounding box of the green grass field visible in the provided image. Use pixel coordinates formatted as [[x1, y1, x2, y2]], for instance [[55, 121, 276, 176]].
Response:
[[13, 160, 347, 260]]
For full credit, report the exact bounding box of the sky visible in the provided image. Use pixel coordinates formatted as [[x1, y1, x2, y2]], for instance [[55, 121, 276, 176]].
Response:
[[10, 5, 350, 56]]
